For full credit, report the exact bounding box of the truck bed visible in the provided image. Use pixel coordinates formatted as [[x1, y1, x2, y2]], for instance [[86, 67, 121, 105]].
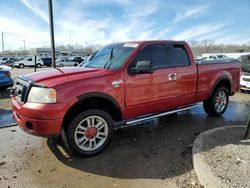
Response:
[[195, 60, 241, 102]]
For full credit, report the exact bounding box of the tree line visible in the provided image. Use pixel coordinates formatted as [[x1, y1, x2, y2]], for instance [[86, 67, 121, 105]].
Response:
[[188, 40, 250, 57]]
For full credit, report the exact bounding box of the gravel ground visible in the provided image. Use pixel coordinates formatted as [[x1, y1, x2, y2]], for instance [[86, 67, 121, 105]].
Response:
[[0, 67, 249, 188], [197, 126, 250, 188]]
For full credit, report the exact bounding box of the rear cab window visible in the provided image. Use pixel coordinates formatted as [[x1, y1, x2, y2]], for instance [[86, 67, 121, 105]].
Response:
[[170, 44, 190, 67]]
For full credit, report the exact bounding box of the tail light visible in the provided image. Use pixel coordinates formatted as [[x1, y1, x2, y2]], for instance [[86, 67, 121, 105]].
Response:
[[4, 71, 11, 77]]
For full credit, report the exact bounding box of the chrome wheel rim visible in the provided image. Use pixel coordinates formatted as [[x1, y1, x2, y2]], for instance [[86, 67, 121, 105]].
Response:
[[214, 91, 227, 113], [74, 116, 108, 151]]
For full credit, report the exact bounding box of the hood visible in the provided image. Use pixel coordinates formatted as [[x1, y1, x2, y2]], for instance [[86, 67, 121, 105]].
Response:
[[22, 67, 113, 86]]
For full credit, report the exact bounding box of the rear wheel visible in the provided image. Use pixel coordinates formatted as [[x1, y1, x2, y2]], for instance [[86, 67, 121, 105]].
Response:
[[59, 63, 64, 67], [203, 87, 229, 116], [19, 64, 24, 68], [66, 109, 113, 157], [36, 63, 42, 68]]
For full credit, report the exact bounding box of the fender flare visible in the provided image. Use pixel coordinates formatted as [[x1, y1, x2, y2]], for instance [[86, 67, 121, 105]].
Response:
[[77, 92, 121, 110], [209, 76, 231, 98]]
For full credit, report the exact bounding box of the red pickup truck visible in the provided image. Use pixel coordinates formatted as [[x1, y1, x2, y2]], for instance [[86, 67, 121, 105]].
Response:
[[11, 41, 241, 156]]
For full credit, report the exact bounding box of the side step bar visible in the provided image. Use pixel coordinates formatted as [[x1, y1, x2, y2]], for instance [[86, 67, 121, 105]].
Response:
[[115, 104, 198, 129]]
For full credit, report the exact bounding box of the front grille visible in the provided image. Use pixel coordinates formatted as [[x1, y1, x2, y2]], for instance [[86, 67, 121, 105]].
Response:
[[15, 77, 31, 103], [242, 77, 250, 82]]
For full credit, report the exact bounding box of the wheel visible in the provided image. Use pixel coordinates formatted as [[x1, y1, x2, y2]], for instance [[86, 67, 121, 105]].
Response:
[[203, 87, 229, 116], [74, 63, 79, 67], [66, 109, 114, 157], [19, 64, 24, 68], [240, 89, 245, 93], [59, 63, 64, 67], [36, 63, 41, 68]]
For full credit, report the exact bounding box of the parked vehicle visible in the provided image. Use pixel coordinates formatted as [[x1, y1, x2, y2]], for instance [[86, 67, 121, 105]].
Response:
[[79, 55, 92, 66], [56, 59, 79, 67], [41, 58, 52, 67], [0, 59, 15, 66], [202, 54, 231, 60], [0, 67, 14, 88], [239, 54, 250, 92], [11, 41, 241, 157], [0, 57, 19, 64], [13, 57, 44, 68], [70, 56, 85, 64]]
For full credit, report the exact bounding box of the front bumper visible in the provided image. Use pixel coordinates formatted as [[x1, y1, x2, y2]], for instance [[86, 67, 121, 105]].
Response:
[[12, 97, 64, 137]]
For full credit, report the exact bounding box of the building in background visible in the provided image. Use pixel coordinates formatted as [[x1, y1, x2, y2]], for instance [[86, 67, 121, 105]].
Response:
[[30, 48, 87, 59], [0, 48, 87, 59], [0, 50, 28, 58]]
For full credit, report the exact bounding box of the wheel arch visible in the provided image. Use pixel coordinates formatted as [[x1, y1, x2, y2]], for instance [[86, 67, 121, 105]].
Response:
[[209, 76, 231, 98], [62, 92, 123, 130]]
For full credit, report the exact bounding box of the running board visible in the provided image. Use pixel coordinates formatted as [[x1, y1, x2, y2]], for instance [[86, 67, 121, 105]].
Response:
[[126, 104, 198, 126]]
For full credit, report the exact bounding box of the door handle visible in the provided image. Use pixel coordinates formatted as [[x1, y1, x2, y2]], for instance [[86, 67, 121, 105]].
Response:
[[168, 73, 177, 81]]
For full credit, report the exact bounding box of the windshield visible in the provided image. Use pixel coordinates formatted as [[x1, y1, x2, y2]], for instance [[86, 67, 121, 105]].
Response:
[[82, 43, 137, 69]]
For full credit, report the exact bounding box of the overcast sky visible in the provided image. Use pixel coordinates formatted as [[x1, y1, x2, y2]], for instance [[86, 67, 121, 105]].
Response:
[[0, 0, 250, 50]]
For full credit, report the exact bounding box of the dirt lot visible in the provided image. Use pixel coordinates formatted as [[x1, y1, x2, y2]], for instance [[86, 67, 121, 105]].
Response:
[[0, 68, 250, 188]]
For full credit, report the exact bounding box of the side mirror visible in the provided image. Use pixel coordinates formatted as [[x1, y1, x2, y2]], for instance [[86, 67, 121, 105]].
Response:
[[131, 60, 153, 74]]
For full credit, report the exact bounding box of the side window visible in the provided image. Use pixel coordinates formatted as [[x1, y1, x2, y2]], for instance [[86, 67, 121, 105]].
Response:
[[172, 45, 190, 66], [132, 44, 171, 69], [209, 56, 216, 60], [27, 58, 32, 61]]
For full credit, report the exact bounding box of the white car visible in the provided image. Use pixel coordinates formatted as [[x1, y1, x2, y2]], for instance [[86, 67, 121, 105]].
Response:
[[14, 57, 44, 68], [203, 54, 230, 61], [239, 55, 250, 92], [56, 59, 79, 67], [240, 72, 250, 91]]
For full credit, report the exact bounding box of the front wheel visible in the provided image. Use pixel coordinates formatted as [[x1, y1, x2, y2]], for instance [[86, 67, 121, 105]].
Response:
[[66, 109, 114, 157], [203, 87, 229, 116]]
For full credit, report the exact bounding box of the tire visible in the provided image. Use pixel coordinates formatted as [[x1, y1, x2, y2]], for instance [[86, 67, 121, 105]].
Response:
[[36, 63, 42, 68], [19, 64, 24, 68], [203, 86, 229, 116], [74, 63, 79, 67], [59, 63, 64, 67], [66, 109, 114, 157]]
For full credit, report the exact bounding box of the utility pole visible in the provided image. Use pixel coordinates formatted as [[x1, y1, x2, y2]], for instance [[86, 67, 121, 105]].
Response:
[[69, 31, 72, 49], [23, 40, 26, 57], [1, 32, 4, 54], [48, 0, 56, 68], [242, 115, 250, 140]]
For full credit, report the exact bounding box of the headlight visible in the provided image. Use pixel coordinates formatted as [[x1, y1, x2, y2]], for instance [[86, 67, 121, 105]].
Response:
[[27, 87, 57, 103]]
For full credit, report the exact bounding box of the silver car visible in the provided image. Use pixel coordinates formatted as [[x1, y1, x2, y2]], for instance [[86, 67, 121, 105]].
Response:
[[56, 59, 79, 67]]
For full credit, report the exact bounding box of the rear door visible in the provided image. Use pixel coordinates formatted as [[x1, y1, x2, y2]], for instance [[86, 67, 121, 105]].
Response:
[[25, 58, 33, 66], [168, 43, 197, 106]]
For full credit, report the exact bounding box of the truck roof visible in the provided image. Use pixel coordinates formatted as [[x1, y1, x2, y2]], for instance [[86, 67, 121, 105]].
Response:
[[122, 40, 186, 45]]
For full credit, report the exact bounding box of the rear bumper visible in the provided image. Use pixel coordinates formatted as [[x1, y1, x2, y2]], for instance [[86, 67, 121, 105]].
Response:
[[0, 79, 14, 88]]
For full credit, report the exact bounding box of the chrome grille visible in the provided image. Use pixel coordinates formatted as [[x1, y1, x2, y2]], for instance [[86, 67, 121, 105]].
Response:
[[14, 77, 30, 103]]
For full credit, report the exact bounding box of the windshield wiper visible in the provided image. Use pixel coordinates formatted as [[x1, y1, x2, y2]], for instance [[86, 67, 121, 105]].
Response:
[[103, 48, 113, 69]]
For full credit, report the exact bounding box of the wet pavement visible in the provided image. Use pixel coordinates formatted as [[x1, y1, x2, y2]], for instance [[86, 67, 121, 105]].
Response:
[[0, 90, 249, 187], [0, 109, 16, 128]]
